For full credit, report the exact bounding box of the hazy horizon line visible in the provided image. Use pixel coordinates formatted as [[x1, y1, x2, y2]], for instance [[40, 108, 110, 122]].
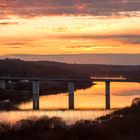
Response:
[[0, 53, 140, 65], [1, 53, 140, 56]]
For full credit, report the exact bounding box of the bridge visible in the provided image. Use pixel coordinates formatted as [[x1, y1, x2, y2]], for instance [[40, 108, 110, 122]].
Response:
[[0, 77, 140, 110]]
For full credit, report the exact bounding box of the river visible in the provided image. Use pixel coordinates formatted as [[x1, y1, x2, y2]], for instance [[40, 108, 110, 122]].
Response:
[[0, 82, 140, 124]]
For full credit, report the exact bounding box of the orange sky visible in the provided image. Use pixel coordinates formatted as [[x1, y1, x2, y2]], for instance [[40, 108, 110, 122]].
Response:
[[0, 0, 140, 56]]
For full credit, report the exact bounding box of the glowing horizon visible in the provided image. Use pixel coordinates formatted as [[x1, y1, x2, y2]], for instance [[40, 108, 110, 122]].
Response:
[[0, 0, 140, 56]]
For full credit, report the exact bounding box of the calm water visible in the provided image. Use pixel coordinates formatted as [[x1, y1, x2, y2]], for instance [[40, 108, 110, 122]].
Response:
[[19, 82, 140, 109], [0, 82, 140, 124]]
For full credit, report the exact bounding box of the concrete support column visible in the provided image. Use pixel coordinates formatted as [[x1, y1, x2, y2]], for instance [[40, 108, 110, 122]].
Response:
[[105, 81, 110, 110], [68, 82, 74, 110], [32, 81, 40, 110], [0, 80, 6, 89]]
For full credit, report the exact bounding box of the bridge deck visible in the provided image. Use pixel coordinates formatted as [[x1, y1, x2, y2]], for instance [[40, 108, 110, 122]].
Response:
[[0, 77, 140, 82]]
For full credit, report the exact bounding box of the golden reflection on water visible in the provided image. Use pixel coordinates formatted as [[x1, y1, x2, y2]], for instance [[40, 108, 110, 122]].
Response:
[[18, 82, 140, 110], [0, 110, 112, 124]]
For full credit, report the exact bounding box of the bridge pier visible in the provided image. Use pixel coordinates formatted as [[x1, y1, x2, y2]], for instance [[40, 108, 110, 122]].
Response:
[[105, 81, 110, 110], [32, 81, 40, 110], [68, 82, 74, 110], [0, 80, 6, 89]]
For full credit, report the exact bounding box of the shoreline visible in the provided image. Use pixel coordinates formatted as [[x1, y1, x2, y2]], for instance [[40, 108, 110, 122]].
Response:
[[0, 108, 118, 112]]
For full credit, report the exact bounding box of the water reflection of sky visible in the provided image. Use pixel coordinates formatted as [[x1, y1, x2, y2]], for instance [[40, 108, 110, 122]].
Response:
[[0, 110, 112, 125], [18, 82, 140, 110]]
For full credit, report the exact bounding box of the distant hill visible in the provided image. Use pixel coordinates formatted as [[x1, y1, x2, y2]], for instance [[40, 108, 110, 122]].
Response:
[[0, 59, 88, 79], [0, 59, 140, 79], [36, 61, 140, 80]]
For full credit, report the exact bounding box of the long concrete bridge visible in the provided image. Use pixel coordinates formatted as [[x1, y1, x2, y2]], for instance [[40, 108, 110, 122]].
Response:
[[0, 77, 140, 110]]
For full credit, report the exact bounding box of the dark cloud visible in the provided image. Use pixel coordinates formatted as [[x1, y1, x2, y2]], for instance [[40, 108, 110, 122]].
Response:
[[0, 22, 19, 25], [51, 34, 140, 45], [0, 0, 140, 18], [6, 46, 22, 48], [67, 45, 118, 48], [3, 42, 26, 45]]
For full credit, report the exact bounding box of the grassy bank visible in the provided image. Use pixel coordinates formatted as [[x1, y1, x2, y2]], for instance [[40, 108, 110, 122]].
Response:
[[0, 103, 140, 140]]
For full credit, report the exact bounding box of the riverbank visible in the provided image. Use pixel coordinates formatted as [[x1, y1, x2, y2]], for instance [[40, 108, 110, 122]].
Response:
[[0, 102, 140, 140]]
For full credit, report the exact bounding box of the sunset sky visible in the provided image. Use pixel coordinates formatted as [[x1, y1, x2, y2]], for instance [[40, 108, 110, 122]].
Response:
[[0, 0, 140, 56]]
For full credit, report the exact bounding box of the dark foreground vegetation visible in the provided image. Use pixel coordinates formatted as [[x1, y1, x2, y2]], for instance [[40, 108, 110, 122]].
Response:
[[0, 101, 140, 140]]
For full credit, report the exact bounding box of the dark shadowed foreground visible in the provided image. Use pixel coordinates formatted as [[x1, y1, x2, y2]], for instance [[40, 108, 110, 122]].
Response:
[[0, 102, 140, 140]]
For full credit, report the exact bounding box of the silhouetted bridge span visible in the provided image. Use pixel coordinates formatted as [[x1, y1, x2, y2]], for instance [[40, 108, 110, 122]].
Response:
[[0, 77, 140, 110]]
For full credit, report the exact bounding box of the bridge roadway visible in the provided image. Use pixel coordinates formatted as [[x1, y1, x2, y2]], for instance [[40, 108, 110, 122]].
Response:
[[0, 76, 140, 82], [0, 77, 140, 110]]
